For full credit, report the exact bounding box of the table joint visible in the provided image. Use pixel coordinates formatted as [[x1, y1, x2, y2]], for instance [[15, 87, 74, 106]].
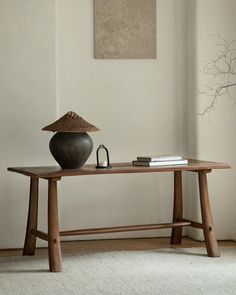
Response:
[[180, 218, 203, 229], [32, 230, 48, 241], [189, 169, 212, 173]]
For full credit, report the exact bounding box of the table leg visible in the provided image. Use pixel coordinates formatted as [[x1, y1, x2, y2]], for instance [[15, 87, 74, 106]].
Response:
[[198, 171, 220, 257], [23, 177, 39, 256], [171, 171, 183, 244], [48, 178, 62, 272]]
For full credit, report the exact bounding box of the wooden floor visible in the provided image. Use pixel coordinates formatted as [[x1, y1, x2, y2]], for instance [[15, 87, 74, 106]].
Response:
[[0, 237, 235, 257]]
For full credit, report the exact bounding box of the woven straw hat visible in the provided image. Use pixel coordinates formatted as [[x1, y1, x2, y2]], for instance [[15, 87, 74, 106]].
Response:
[[42, 111, 99, 133]]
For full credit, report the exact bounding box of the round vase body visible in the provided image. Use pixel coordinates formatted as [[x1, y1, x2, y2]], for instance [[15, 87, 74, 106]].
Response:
[[49, 132, 93, 169]]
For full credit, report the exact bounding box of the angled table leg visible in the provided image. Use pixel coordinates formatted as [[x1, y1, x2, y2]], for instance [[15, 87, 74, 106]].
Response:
[[198, 171, 220, 257], [23, 177, 39, 256], [48, 178, 62, 272], [171, 171, 183, 244]]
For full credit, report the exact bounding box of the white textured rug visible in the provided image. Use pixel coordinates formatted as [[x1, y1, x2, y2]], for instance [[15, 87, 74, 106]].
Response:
[[1, 247, 236, 295]]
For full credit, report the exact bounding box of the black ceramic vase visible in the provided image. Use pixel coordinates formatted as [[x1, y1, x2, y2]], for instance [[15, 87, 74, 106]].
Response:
[[49, 132, 93, 169]]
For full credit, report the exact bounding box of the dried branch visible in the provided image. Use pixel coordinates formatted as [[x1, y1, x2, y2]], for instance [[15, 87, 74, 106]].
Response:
[[199, 34, 236, 115]]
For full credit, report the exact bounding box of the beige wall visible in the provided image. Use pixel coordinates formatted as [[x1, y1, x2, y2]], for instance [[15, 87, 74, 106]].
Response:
[[186, 0, 236, 240], [1, 0, 235, 249], [56, 0, 187, 241], [0, 0, 56, 248], [0, 0, 187, 248]]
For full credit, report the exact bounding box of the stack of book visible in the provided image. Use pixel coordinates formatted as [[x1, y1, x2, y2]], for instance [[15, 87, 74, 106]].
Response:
[[132, 155, 188, 167]]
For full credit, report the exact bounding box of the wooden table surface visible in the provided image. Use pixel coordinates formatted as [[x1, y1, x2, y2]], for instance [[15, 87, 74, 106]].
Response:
[[8, 159, 230, 178]]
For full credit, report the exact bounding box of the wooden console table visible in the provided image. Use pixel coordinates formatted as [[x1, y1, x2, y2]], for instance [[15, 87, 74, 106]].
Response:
[[8, 159, 230, 272]]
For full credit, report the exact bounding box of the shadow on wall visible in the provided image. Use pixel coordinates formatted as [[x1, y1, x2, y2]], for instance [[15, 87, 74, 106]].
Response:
[[185, 0, 203, 240]]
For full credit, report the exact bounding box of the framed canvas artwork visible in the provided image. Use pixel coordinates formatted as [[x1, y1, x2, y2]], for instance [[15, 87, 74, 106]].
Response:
[[94, 0, 157, 59]]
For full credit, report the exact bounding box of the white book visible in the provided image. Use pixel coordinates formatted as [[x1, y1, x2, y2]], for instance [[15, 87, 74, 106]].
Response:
[[137, 155, 183, 162], [132, 159, 188, 167]]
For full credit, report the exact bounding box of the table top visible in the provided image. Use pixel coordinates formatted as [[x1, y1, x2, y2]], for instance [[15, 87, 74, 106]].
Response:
[[8, 159, 230, 179]]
